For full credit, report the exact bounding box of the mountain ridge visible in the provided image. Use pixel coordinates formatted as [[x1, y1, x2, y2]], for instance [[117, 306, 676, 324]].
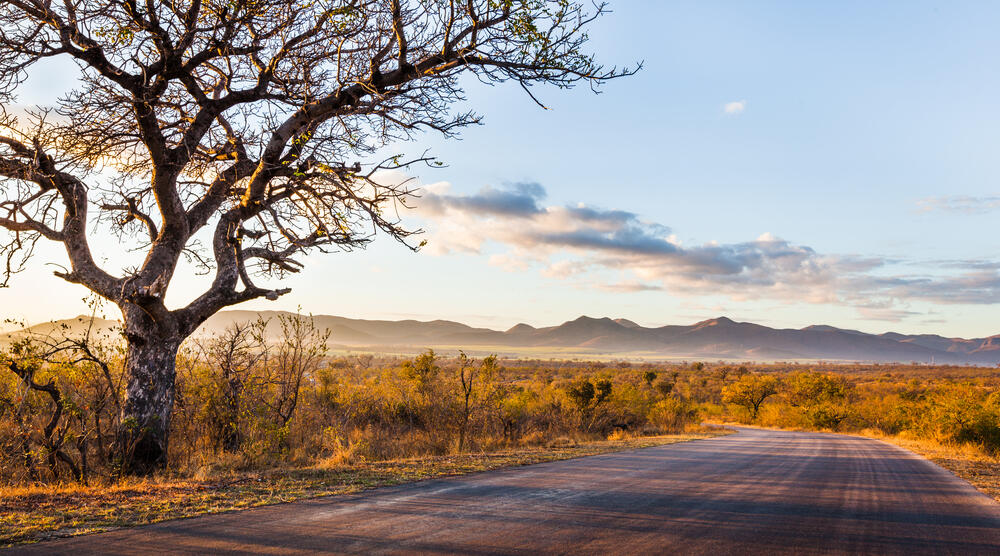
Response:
[[2, 312, 998, 365]]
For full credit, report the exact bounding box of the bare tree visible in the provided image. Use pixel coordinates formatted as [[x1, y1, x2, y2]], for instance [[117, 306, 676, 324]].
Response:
[[455, 351, 496, 452], [193, 319, 268, 453], [262, 312, 330, 439], [1, 318, 121, 484], [0, 1, 634, 473]]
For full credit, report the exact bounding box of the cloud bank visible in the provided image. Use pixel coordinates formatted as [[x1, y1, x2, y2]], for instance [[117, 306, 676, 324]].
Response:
[[916, 195, 1000, 214], [417, 183, 1000, 319]]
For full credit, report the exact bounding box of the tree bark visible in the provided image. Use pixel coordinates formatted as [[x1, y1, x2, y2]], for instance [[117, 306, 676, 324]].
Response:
[[118, 322, 181, 475]]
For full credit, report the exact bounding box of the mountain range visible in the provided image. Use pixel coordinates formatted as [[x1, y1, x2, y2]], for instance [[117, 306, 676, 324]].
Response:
[[3, 311, 999, 364]]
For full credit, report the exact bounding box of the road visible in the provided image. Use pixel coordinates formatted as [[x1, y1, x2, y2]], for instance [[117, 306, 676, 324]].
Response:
[[12, 427, 1000, 555]]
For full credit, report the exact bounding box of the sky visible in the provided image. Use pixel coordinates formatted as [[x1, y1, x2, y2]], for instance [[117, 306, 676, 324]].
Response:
[[1, 0, 999, 337]]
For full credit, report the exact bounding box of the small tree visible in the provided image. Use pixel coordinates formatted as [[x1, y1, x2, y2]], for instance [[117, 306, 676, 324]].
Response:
[[455, 351, 497, 452], [191, 319, 268, 453], [565, 377, 612, 432], [0, 1, 633, 473], [1, 322, 121, 484], [654, 377, 675, 397], [261, 312, 330, 450], [402, 349, 439, 394], [723, 374, 779, 422], [498, 386, 538, 443], [784, 371, 851, 429], [566, 379, 596, 411]]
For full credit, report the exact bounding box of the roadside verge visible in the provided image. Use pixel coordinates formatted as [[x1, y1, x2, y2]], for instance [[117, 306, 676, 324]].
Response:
[[2, 429, 729, 547]]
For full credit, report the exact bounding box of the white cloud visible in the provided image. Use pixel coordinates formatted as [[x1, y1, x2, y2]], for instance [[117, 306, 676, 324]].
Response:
[[916, 195, 1000, 215], [597, 281, 664, 293], [723, 100, 747, 115], [415, 182, 1000, 316], [856, 306, 922, 322]]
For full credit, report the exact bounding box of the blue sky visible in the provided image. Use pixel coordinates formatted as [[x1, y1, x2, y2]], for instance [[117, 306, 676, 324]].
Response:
[[2, 1, 999, 337]]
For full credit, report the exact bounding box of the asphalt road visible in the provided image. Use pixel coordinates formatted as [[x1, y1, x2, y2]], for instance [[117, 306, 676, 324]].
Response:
[[13, 427, 1000, 555]]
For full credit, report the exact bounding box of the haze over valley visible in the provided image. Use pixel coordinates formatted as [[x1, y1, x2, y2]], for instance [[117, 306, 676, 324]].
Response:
[[7, 311, 998, 365]]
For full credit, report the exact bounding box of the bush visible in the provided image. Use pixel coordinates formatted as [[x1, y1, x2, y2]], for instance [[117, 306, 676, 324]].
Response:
[[648, 398, 697, 433]]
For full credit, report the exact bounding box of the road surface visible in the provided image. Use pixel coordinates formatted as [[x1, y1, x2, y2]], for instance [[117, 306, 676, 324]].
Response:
[[12, 427, 1000, 555]]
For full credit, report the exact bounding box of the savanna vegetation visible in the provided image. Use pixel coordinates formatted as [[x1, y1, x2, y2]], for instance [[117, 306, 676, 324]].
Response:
[[0, 315, 711, 488], [0, 0, 634, 474], [4, 316, 1000, 488], [497, 358, 1000, 458], [3, 315, 999, 544], [0, 314, 723, 544]]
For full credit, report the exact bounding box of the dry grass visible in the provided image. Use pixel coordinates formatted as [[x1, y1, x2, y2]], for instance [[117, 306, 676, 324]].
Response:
[[1, 429, 727, 547]]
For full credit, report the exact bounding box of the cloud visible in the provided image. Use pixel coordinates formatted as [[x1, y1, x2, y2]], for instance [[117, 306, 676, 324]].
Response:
[[916, 195, 1000, 215], [723, 100, 747, 115], [421, 181, 545, 218], [856, 306, 922, 322], [880, 271, 1000, 305], [921, 259, 1000, 271], [417, 182, 1000, 318], [598, 281, 665, 293]]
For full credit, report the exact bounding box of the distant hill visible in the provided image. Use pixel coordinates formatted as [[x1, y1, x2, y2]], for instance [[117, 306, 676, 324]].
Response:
[[2, 312, 998, 365], [0, 315, 123, 345]]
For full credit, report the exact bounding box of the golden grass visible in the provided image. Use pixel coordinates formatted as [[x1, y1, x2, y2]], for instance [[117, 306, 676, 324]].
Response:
[[1, 429, 727, 547]]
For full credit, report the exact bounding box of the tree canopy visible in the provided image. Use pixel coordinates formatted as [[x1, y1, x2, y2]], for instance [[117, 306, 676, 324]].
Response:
[[0, 0, 633, 472], [0, 0, 631, 328]]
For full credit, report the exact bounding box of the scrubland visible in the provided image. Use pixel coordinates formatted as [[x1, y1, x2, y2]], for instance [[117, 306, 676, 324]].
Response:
[[2, 314, 998, 544], [0, 314, 719, 544]]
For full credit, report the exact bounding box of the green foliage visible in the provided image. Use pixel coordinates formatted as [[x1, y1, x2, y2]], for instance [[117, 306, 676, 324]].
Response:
[[402, 350, 440, 389], [654, 378, 675, 397], [783, 372, 852, 430], [649, 398, 697, 433], [785, 372, 851, 406], [722, 374, 780, 421], [566, 378, 596, 410], [594, 379, 613, 404]]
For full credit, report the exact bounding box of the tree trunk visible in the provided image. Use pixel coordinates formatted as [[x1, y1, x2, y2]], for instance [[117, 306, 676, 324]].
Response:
[[119, 334, 181, 475]]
